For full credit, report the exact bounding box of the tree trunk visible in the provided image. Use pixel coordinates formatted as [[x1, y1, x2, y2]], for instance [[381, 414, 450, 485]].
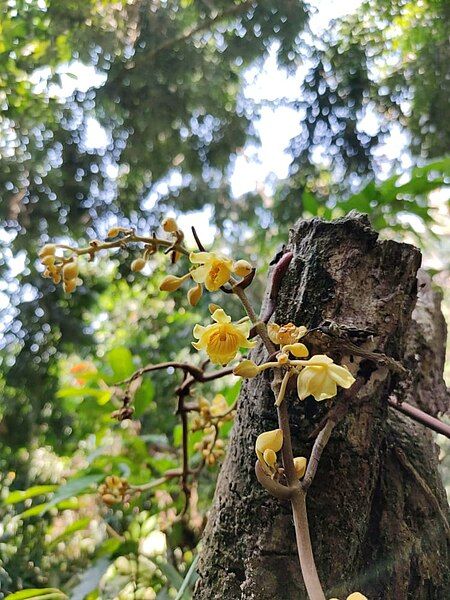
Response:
[[194, 213, 449, 600]]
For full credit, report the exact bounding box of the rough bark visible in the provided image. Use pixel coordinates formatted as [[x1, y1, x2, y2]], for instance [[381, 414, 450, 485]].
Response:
[[194, 213, 449, 600]]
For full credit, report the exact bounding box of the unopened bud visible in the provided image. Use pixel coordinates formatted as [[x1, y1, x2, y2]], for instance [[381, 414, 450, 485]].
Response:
[[347, 594, 368, 600], [107, 227, 120, 238], [162, 217, 178, 233], [263, 448, 277, 468], [233, 259, 253, 277], [208, 303, 221, 314], [293, 456, 307, 479], [62, 261, 78, 281], [159, 274, 186, 292], [39, 244, 56, 258], [131, 258, 146, 272], [40, 255, 55, 267], [277, 352, 289, 364], [233, 359, 260, 378], [63, 279, 77, 293], [283, 343, 309, 358], [187, 283, 202, 306], [255, 429, 283, 461]]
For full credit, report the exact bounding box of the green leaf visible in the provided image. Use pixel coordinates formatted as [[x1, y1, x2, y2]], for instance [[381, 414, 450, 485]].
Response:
[[47, 517, 91, 549], [4, 589, 67, 600], [4, 485, 58, 505], [106, 347, 134, 380], [174, 555, 199, 600], [134, 378, 155, 417], [155, 558, 184, 588], [42, 473, 105, 514]]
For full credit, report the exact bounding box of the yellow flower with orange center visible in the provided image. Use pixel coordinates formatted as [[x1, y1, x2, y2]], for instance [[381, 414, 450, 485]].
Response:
[[189, 252, 233, 291], [296, 355, 355, 401], [192, 308, 256, 365]]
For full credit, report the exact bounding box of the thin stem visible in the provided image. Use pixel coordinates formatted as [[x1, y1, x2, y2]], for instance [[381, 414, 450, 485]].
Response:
[[302, 420, 335, 492], [233, 285, 277, 352], [291, 492, 326, 600], [275, 370, 292, 406]]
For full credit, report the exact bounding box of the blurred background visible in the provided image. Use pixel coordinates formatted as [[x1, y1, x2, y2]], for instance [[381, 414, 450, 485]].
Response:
[[0, 0, 449, 598]]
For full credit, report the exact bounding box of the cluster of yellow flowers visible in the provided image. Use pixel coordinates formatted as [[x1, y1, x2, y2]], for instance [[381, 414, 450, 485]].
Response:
[[39, 244, 82, 293], [160, 250, 253, 306], [194, 429, 225, 466], [255, 429, 307, 479], [191, 394, 235, 432], [98, 475, 131, 506], [233, 321, 355, 403]]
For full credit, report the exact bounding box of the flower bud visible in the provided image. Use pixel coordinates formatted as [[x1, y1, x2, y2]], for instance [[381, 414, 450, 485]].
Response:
[[40, 255, 55, 267], [233, 359, 260, 378], [62, 261, 78, 281], [347, 594, 368, 600], [233, 259, 253, 277], [159, 274, 185, 292], [162, 217, 178, 233], [208, 303, 221, 314], [187, 283, 202, 306], [277, 352, 289, 365], [255, 429, 283, 459], [39, 244, 56, 258], [263, 448, 277, 468], [107, 227, 121, 238], [293, 456, 307, 479], [283, 343, 309, 358], [131, 258, 146, 272], [63, 279, 77, 293]]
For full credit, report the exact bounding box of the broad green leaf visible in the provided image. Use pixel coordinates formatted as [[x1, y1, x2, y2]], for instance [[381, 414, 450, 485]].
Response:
[[134, 378, 155, 417], [42, 473, 105, 513], [106, 347, 134, 381], [4, 485, 58, 505]]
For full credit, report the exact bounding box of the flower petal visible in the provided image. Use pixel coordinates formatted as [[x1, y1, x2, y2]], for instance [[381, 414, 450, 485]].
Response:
[[191, 264, 209, 284], [192, 324, 206, 340], [328, 364, 355, 388], [211, 308, 231, 324], [189, 252, 213, 264]]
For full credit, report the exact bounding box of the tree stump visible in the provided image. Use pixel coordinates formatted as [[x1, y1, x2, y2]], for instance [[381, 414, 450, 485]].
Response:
[[194, 213, 449, 600]]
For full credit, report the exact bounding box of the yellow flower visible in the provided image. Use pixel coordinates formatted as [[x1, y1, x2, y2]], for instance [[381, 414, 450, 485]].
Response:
[[347, 594, 368, 600], [159, 273, 190, 291], [187, 283, 202, 306], [293, 456, 307, 479], [162, 217, 178, 233], [233, 259, 253, 277], [131, 258, 146, 272], [283, 342, 309, 357], [296, 355, 355, 401], [192, 308, 256, 365], [189, 252, 233, 291], [268, 322, 307, 345], [233, 359, 260, 378], [255, 429, 283, 472]]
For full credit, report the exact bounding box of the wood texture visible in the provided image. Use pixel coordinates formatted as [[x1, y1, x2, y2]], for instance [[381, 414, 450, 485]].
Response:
[[194, 213, 449, 600]]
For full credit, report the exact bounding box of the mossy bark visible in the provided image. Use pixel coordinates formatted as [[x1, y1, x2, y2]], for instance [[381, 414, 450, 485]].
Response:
[[194, 213, 449, 600]]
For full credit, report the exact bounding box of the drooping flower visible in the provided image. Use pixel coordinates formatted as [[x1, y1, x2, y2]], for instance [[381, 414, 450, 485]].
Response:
[[255, 429, 283, 473], [296, 355, 355, 401], [192, 308, 256, 365], [189, 252, 234, 291], [268, 322, 307, 346], [293, 456, 307, 479], [233, 359, 261, 378]]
